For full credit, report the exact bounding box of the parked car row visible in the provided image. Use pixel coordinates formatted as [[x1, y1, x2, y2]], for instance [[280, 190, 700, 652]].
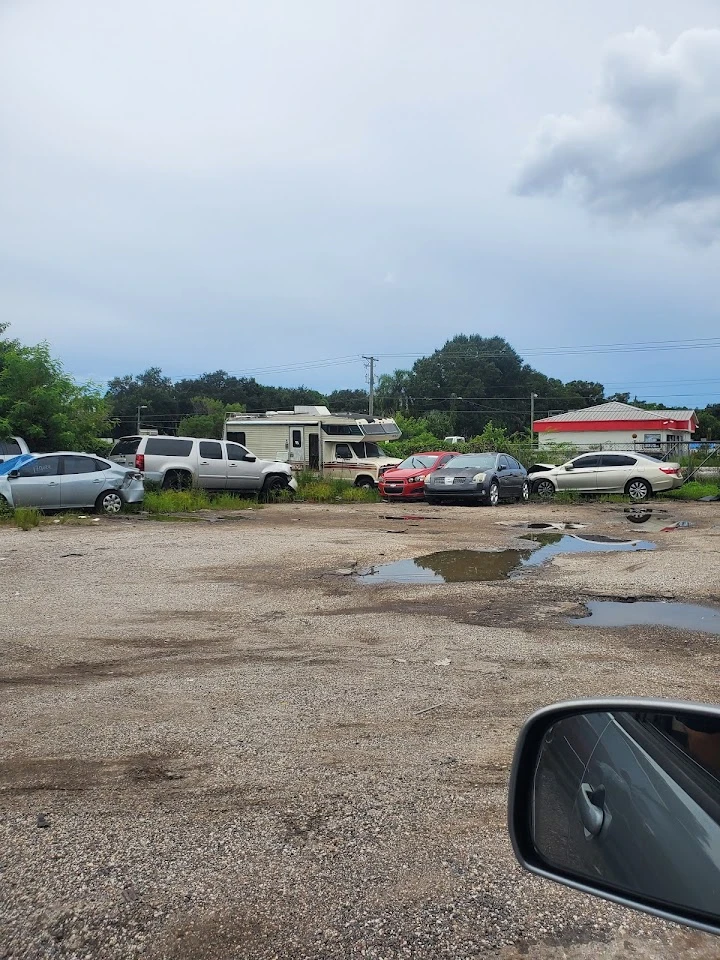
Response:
[[379, 450, 684, 504], [0, 434, 301, 515]]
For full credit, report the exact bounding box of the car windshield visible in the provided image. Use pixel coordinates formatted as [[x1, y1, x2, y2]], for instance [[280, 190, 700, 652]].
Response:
[[397, 455, 438, 470], [444, 454, 497, 470]]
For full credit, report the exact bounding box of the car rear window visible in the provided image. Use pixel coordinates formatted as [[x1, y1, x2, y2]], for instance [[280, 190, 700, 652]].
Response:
[[0, 440, 22, 456], [110, 437, 141, 456], [144, 438, 193, 457]]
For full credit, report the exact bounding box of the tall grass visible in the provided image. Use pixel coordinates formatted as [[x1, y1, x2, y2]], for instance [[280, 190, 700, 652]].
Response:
[[14, 507, 41, 530], [293, 473, 380, 503], [662, 481, 720, 500], [144, 489, 259, 514]]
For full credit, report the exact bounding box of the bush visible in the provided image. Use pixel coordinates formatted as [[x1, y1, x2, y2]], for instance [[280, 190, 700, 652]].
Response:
[[144, 489, 258, 514], [294, 474, 380, 503]]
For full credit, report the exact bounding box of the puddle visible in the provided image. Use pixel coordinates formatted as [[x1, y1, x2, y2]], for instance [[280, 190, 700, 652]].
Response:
[[569, 601, 720, 635], [519, 533, 655, 567], [357, 536, 655, 584], [357, 549, 525, 583]]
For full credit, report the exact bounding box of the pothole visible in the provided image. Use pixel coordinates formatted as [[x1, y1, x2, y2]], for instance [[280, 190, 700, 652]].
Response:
[[357, 536, 655, 584], [568, 601, 720, 635]]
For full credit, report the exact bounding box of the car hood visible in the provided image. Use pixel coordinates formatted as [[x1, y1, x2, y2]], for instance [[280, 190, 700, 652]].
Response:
[[431, 468, 491, 480], [381, 467, 432, 480], [527, 463, 557, 475]]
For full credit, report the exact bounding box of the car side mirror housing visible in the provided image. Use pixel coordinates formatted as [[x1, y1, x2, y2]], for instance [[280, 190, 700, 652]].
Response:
[[243, 454, 256, 462], [497, 464, 505, 471], [7, 469, 19, 479], [508, 698, 720, 935], [563, 463, 574, 471]]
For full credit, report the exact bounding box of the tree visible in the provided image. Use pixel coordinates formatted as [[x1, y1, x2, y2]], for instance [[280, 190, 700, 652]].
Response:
[[105, 367, 179, 436], [326, 389, 368, 413], [178, 398, 245, 439], [0, 324, 109, 451]]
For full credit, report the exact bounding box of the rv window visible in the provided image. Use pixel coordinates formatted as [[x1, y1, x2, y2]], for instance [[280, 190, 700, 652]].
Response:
[[335, 443, 353, 460], [351, 442, 384, 459], [322, 424, 363, 436], [360, 420, 399, 436], [226, 431, 246, 446], [292, 430, 302, 448]]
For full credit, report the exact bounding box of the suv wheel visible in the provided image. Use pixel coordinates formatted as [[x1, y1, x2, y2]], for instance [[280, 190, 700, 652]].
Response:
[[262, 475, 290, 501], [97, 490, 124, 515], [355, 476, 375, 489], [162, 471, 192, 491]]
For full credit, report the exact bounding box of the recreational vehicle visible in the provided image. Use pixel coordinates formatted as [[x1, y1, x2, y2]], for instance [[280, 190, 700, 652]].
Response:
[[224, 406, 402, 486]]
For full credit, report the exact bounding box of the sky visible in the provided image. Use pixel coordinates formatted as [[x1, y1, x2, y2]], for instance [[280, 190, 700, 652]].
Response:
[[2, 0, 720, 407]]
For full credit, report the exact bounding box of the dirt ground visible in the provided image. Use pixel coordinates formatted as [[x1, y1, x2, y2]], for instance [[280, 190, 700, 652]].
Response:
[[2, 498, 720, 960]]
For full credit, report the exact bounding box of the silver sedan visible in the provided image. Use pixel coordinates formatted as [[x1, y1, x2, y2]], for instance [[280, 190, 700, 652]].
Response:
[[0, 453, 144, 514], [528, 452, 684, 501]]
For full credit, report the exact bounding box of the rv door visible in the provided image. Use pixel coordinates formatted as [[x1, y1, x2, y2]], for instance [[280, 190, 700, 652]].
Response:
[[289, 427, 305, 465]]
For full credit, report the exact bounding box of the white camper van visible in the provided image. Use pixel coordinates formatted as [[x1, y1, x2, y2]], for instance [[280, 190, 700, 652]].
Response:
[[224, 406, 402, 487]]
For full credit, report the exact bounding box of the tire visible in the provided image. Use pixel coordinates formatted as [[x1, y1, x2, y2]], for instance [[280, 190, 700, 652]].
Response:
[[262, 474, 290, 501], [516, 480, 530, 503], [533, 478, 556, 499], [625, 478, 651, 502], [487, 481, 500, 507], [355, 476, 375, 489], [96, 489, 124, 515], [162, 470, 193, 491]]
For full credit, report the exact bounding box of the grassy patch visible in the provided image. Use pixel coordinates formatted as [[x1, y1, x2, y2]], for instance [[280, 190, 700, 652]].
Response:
[[144, 489, 259, 514], [662, 481, 720, 501], [14, 507, 41, 530], [293, 475, 380, 503]]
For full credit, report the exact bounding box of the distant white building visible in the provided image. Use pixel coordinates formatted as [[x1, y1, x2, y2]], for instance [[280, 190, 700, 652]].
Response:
[[534, 401, 698, 451]]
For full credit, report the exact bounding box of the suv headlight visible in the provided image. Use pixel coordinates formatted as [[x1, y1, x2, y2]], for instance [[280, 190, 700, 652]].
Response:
[[472, 472, 486, 482]]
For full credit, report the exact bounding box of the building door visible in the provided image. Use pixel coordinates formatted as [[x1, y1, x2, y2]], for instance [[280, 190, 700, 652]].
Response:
[[308, 433, 320, 471], [289, 428, 305, 466]]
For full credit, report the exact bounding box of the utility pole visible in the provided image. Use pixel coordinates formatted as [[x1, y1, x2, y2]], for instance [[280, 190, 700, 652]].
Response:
[[530, 393, 538, 446], [137, 404, 148, 433], [363, 356, 378, 417]]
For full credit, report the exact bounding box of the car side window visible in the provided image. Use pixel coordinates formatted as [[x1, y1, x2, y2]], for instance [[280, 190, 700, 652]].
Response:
[[144, 438, 193, 457], [199, 441, 223, 460], [95, 460, 112, 471], [499, 455, 511, 469], [62, 456, 98, 475], [336, 443, 353, 460], [508, 457, 522, 470], [0, 440, 22, 457], [600, 454, 637, 467], [572, 455, 601, 469], [226, 443, 249, 461], [17, 456, 61, 478]]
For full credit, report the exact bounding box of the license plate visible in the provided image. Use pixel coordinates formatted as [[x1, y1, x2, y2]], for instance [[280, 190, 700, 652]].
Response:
[[444, 476, 454, 485]]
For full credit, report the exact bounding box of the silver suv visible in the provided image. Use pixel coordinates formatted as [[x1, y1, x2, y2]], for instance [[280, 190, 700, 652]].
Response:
[[108, 435, 298, 496]]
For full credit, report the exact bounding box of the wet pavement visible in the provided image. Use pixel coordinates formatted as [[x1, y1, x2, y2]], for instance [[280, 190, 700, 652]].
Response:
[[358, 535, 656, 584], [569, 600, 720, 635]]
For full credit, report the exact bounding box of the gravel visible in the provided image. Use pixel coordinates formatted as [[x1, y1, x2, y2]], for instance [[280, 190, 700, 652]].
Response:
[[1, 500, 719, 959]]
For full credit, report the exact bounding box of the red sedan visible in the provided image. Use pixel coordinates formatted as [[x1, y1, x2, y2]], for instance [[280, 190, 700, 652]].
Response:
[[378, 451, 455, 501]]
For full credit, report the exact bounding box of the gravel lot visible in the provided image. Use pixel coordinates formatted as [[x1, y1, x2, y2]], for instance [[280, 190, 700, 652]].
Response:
[[2, 499, 720, 959]]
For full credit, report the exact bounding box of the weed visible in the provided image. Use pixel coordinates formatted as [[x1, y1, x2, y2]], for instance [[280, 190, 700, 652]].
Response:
[[662, 481, 720, 501], [294, 474, 380, 503], [144, 489, 259, 514], [14, 507, 41, 530]]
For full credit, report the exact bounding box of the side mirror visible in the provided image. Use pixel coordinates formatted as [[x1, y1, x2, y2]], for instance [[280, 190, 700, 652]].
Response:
[[243, 454, 257, 462], [563, 463, 574, 471], [7, 469, 19, 479], [497, 464, 506, 472], [508, 699, 720, 935]]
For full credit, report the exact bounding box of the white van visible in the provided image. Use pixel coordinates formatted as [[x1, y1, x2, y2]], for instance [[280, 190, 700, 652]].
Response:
[[108, 435, 297, 495], [224, 406, 401, 487]]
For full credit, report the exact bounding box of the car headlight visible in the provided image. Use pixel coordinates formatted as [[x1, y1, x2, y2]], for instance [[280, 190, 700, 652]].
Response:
[[472, 472, 486, 482], [408, 475, 422, 483]]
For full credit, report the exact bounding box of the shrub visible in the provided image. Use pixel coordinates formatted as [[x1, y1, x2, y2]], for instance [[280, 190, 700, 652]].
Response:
[[14, 507, 41, 530]]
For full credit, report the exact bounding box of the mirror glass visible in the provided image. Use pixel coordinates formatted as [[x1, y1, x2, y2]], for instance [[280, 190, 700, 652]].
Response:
[[532, 709, 720, 922]]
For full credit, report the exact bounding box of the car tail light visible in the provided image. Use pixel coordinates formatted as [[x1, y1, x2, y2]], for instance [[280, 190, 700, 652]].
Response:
[[135, 454, 145, 471], [659, 466, 680, 475]]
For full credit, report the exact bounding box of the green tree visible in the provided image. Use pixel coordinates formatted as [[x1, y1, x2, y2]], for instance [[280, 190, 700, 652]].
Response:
[[178, 398, 245, 439], [0, 324, 109, 451], [326, 389, 368, 413], [105, 367, 179, 436]]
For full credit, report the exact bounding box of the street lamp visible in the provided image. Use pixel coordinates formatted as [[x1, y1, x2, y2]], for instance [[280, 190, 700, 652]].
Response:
[[137, 404, 148, 433]]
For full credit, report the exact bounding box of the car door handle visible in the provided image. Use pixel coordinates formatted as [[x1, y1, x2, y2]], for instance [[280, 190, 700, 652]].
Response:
[[92, 478, 102, 483], [228, 463, 237, 467], [200, 460, 209, 465], [48, 481, 59, 486], [578, 782, 606, 837]]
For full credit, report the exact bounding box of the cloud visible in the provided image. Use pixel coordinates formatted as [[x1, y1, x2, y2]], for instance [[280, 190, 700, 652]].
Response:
[[514, 28, 720, 242]]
